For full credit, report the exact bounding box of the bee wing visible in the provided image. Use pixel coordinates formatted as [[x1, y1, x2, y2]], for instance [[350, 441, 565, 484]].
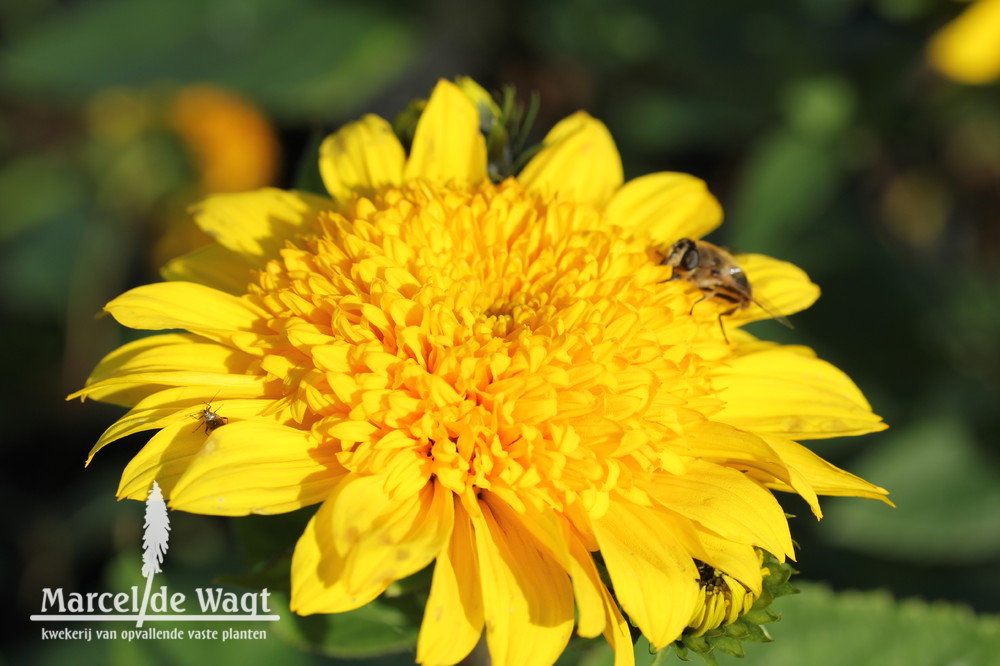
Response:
[[750, 297, 794, 329], [728, 253, 819, 326]]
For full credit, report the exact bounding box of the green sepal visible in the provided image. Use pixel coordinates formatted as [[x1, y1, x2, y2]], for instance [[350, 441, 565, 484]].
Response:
[[480, 85, 542, 182], [669, 644, 691, 662], [389, 80, 542, 183], [710, 635, 745, 658], [741, 608, 781, 626], [687, 634, 713, 651], [392, 98, 426, 151], [722, 618, 773, 644], [738, 622, 774, 643], [664, 640, 718, 666], [722, 619, 752, 639], [767, 563, 795, 587]]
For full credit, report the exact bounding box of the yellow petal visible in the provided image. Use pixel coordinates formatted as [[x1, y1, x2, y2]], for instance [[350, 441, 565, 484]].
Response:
[[292, 476, 453, 614], [728, 253, 820, 323], [486, 494, 570, 569], [117, 422, 207, 500], [657, 510, 763, 594], [677, 420, 822, 524], [604, 172, 723, 245], [567, 536, 609, 638], [928, 0, 1000, 85], [92, 401, 191, 465], [336, 478, 454, 597], [470, 498, 574, 666], [591, 500, 700, 648], [169, 422, 345, 515], [711, 345, 887, 439], [417, 502, 484, 665], [69, 333, 255, 406], [191, 188, 332, 262], [761, 435, 892, 505], [599, 582, 636, 666], [568, 529, 635, 665], [455, 76, 502, 119], [76, 334, 199, 379], [678, 420, 790, 478], [291, 496, 375, 615], [647, 461, 794, 562], [483, 494, 610, 639], [88, 392, 273, 465], [161, 243, 257, 295], [700, 422, 823, 516], [519, 111, 623, 207], [320, 114, 405, 202], [104, 282, 270, 345], [81, 333, 248, 378], [404, 79, 487, 184], [74, 372, 268, 411]]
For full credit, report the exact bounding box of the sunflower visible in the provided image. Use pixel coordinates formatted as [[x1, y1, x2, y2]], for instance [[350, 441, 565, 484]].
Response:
[[73, 79, 888, 666]]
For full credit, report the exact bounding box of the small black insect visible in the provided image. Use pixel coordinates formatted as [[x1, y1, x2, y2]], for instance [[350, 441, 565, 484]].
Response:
[[192, 402, 228, 435]]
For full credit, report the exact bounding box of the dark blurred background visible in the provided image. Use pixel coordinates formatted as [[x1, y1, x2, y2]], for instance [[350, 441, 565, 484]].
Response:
[[3, 0, 1000, 664]]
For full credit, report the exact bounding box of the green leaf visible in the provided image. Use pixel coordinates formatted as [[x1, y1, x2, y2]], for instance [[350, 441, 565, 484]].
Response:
[[224, 509, 315, 591], [272, 592, 423, 659], [779, 75, 856, 138], [646, 584, 1000, 665], [726, 129, 841, 257], [822, 412, 1000, 564], [0, 153, 88, 241], [728, 583, 1000, 666], [0, 208, 87, 317], [233, 509, 314, 568], [609, 92, 752, 156]]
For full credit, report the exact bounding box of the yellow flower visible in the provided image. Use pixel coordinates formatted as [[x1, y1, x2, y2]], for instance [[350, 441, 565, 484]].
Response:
[[169, 84, 280, 195], [929, 0, 1000, 85], [73, 79, 889, 666]]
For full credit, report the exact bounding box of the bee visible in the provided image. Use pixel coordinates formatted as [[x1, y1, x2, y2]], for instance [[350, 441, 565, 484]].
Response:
[[192, 401, 228, 435], [661, 238, 789, 342]]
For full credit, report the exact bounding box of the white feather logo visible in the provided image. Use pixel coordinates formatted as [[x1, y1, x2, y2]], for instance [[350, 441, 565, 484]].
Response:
[[137, 481, 170, 627]]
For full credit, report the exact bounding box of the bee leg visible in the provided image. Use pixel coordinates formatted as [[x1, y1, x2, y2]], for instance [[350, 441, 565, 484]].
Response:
[[657, 262, 683, 284], [717, 315, 730, 345], [717, 305, 740, 345], [688, 294, 708, 316], [190, 410, 212, 434]]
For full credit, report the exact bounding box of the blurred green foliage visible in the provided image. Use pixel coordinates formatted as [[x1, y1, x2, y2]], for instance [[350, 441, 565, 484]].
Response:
[[2, 0, 416, 120], [4, 0, 1000, 664], [669, 583, 1000, 665]]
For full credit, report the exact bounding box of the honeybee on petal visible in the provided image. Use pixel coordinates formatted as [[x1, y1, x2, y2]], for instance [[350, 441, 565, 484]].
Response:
[[660, 238, 790, 342], [192, 401, 228, 435]]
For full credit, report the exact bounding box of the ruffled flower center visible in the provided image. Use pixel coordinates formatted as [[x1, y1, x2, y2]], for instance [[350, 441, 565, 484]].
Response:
[[248, 178, 721, 512]]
